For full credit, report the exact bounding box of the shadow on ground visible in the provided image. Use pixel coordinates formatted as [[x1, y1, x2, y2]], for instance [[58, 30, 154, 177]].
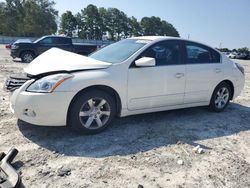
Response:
[[17, 103, 250, 158]]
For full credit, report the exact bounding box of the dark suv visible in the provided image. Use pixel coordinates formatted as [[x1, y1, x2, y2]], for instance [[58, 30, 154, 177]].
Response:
[[11, 36, 99, 63]]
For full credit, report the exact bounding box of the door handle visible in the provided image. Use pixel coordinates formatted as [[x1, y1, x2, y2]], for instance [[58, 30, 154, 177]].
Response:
[[175, 73, 185, 78], [214, 68, 222, 73]]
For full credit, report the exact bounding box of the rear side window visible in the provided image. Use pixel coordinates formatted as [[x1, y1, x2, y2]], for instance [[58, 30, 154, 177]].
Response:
[[140, 40, 182, 66], [54, 37, 71, 44], [185, 42, 220, 64]]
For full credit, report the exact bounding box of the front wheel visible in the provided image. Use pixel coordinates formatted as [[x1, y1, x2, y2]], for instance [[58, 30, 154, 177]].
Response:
[[21, 51, 35, 63], [209, 82, 232, 112], [68, 89, 116, 134]]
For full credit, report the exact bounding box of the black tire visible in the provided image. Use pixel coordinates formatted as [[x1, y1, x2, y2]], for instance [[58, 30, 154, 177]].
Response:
[[68, 89, 116, 134], [21, 51, 35, 63], [209, 82, 232, 112], [0, 152, 6, 161]]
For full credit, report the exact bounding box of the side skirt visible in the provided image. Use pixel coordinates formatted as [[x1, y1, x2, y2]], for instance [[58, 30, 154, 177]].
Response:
[[120, 101, 209, 117]]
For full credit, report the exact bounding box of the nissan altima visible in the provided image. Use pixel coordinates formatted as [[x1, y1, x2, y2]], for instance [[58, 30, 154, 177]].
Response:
[[10, 36, 245, 134]]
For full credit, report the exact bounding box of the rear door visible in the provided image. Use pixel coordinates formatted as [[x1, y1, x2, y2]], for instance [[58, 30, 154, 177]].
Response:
[[54, 37, 73, 52], [184, 41, 223, 103]]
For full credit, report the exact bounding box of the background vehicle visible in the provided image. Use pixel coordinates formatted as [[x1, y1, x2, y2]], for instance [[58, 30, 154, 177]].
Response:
[[227, 52, 237, 59], [245, 53, 250, 60], [9, 36, 245, 134], [10, 36, 99, 63], [235, 53, 247, 59]]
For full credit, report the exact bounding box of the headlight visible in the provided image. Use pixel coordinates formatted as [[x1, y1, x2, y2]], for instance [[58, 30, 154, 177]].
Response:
[[11, 44, 19, 49], [26, 73, 73, 93]]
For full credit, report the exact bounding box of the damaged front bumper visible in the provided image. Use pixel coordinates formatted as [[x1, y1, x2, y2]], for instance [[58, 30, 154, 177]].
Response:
[[10, 80, 75, 126], [4, 74, 30, 92]]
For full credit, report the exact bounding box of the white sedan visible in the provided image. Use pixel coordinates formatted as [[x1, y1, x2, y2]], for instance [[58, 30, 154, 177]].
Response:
[[10, 36, 245, 134]]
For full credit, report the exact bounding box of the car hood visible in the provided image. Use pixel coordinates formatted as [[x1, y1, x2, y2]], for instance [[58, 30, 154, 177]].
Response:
[[24, 48, 112, 76], [14, 40, 32, 44]]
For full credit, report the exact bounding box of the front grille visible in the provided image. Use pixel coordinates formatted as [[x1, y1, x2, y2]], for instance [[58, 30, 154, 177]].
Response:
[[5, 74, 31, 91]]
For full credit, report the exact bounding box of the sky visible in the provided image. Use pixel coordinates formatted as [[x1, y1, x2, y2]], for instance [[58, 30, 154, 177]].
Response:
[[51, 0, 250, 49]]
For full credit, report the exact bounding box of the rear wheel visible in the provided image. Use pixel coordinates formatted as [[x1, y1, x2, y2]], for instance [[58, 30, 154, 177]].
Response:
[[21, 51, 35, 63], [68, 89, 116, 134], [209, 82, 232, 112]]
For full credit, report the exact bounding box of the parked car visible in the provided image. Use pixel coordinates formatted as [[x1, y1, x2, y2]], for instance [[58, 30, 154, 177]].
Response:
[[9, 36, 245, 134], [245, 53, 250, 60], [221, 52, 230, 56], [227, 52, 237, 59], [235, 53, 247, 59], [10, 36, 99, 63]]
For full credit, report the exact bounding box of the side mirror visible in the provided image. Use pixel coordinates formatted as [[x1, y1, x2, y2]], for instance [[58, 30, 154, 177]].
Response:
[[135, 57, 156, 67]]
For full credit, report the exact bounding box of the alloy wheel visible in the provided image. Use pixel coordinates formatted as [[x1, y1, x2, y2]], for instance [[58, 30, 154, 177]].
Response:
[[214, 87, 229, 109], [79, 98, 111, 129], [23, 53, 34, 63]]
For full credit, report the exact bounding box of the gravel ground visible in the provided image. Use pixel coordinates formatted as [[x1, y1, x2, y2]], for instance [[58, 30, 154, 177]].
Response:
[[0, 45, 250, 188]]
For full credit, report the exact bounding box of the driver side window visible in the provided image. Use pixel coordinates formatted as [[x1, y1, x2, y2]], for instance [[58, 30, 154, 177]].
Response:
[[39, 37, 53, 44], [140, 40, 181, 66]]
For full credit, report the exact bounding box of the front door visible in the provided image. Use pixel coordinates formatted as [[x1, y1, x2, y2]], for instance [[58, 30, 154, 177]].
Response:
[[127, 40, 186, 110], [37, 37, 54, 54]]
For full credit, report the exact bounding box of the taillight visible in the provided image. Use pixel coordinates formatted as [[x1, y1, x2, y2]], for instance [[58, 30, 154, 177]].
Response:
[[235, 63, 244, 75]]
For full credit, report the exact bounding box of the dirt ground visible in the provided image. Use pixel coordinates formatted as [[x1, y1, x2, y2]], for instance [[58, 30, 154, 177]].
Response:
[[0, 45, 249, 188]]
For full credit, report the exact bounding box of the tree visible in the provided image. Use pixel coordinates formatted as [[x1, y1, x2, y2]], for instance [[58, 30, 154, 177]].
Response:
[[61, 4, 180, 40], [78, 4, 103, 40], [237, 47, 249, 54], [127, 16, 142, 37], [217, 48, 230, 52], [0, 0, 58, 37], [105, 8, 129, 40], [59, 11, 77, 37], [0, 0, 24, 36], [98, 7, 109, 39], [141, 16, 179, 37], [160, 20, 179, 37], [21, 0, 58, 37]]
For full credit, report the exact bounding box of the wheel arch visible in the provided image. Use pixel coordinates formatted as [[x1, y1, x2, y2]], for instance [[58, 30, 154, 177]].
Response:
[[66, 85, 122, 125], [213, 80, 234, 100], [20, 50, 36, 58]]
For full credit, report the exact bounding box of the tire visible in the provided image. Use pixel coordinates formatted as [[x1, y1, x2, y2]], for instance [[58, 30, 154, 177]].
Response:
[[0, 152, 6, 161], [21, 51, 35, 63], [209, 82, 232, 112], [68, 89, 116, 134]]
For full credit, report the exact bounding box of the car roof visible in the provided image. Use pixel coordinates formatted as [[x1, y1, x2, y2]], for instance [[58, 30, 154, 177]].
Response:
[[132, 36, 220, 53], [43, 35, 71, 39], [132, 36, 180, 41]]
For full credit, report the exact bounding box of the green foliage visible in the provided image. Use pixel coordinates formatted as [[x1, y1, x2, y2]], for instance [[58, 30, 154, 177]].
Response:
[[141, 16, 179, 37], [237, 47, 249, 54], [75, 4, 179, 40], [106, 8, 129, 40], [59, 11, 77, 37], [0, 0, 58, 37], [217, 47, 249, 54], [77, 4, 103, 40], [217, 48, 230, 52], [0, 0, 24, 36], [127, 16, 142, 37], [0, 1, 180, 39]]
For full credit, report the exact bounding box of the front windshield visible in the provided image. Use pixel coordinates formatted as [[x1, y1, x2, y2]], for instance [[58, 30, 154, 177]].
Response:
[[90, 39, 150, 64]]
